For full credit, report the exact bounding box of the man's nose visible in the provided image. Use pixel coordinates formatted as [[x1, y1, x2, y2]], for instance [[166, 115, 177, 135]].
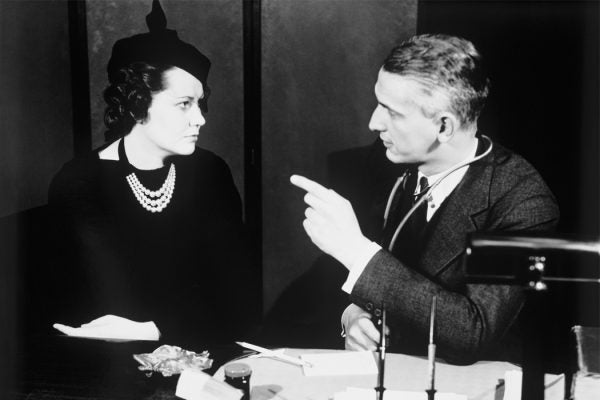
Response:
[[189, 104, 206, 127], [368, 105, 385, 133]]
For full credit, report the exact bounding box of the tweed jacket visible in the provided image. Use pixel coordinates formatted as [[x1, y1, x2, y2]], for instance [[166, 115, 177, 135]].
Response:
[[349, 142, 559, 364]]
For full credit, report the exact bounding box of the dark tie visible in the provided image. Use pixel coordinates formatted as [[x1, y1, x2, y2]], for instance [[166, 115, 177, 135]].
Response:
[[381, 172, 430, 264], [412, 176, 430, 226]]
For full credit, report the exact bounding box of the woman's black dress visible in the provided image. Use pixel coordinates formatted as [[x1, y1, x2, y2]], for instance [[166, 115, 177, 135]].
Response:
[[46, 140, 258, 348]]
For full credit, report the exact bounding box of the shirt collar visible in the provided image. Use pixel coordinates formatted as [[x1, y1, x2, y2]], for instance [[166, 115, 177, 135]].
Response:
[[415, 139, 479, 213]]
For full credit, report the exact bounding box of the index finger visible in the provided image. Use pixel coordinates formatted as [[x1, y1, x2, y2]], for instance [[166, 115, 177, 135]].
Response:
[[53, 323, 77, 336], [290, 174, 331, 199]]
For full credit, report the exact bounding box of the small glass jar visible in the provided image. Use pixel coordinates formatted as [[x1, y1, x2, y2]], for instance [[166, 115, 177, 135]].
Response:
[[224, 362, 252, 400]]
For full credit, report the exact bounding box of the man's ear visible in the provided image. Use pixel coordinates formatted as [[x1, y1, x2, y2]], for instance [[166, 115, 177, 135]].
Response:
[[437, 113, 457, 143]]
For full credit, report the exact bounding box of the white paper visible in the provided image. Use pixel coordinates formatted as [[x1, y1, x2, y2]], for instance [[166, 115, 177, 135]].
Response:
[[176, 368, 242, 400], [300, 351, 378, 376], [334, 387, 467, 400]]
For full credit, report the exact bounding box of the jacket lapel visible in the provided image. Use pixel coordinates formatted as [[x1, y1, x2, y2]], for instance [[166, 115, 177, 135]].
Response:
[[420, 148, 495, 277]]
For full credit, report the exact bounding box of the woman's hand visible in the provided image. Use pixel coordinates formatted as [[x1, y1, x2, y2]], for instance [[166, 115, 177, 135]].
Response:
[[53, 314, 160, 341]]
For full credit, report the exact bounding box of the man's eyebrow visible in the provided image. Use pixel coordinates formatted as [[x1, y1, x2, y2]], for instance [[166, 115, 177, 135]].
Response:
[[379, 101, 403, 115]]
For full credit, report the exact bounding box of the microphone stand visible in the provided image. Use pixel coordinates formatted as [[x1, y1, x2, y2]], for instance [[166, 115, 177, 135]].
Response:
[[375, 304, 387, 400], [426, 296, 437, 400]]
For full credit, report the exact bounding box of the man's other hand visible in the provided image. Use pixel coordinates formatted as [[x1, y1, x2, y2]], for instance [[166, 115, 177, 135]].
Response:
[[290, 174, 371, 269], [342, 304, 388, 351]]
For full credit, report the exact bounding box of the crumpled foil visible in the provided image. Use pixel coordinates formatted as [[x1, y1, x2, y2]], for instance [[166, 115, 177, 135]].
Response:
[[133, 344, 213, 377]]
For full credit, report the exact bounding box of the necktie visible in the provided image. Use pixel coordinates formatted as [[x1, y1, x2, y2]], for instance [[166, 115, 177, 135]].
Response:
[[382, 172, 431, 264], [412, 176, 430, 226]]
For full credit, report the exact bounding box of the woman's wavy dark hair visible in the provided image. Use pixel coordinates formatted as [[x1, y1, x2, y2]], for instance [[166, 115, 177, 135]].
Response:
[[103, 62, 171, 142]]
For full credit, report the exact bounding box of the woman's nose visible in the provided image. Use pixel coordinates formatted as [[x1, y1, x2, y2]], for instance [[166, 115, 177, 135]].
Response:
[[190, 104, 206, 127]]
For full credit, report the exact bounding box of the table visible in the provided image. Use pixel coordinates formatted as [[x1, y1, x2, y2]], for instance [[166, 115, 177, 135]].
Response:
[[11, 337, 594, 400], [213, 349, 569, 400]]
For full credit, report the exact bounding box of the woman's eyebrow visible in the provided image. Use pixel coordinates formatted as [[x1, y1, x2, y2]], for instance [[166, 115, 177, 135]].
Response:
[[171, 95, 196, 101]]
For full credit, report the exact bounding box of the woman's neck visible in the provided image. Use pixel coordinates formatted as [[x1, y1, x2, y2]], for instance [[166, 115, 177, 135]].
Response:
[[123, 130, 167, 170]]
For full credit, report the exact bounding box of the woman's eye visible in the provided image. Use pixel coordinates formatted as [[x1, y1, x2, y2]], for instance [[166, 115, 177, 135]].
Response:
[[178, 100, 191, 109]]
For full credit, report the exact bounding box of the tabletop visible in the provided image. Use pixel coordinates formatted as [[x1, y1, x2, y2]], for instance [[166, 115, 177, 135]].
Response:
[[214, 348, 525, 400], [10, 336, 591, 400]]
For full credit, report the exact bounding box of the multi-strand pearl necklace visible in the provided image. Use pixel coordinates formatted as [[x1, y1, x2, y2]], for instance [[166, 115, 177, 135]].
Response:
[[125, 163, 176, 213]]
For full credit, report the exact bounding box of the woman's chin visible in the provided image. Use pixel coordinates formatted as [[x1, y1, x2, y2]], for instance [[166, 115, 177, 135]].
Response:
[[174, 143, 197, 156]]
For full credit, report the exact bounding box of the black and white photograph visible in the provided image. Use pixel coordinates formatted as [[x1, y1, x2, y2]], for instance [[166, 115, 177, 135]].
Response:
[[0, 0, 598, 399]]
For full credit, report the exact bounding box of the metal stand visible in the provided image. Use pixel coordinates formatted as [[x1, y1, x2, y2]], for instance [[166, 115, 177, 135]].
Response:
[[375, 305, 387, 400], [521, 256, 547, 400]]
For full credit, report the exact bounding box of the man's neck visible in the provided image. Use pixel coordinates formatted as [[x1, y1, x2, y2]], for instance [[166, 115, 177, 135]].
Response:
[[418, 134, 479, 176]]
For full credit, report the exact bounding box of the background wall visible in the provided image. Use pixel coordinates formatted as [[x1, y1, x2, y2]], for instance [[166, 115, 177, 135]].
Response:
[[261, 0, 418, 314], [86, 0, 245, 199], [0, 0, 74, 395], [0, 0, 73, 218]]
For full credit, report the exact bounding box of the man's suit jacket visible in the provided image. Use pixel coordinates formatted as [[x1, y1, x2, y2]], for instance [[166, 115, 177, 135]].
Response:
[[341, 140, 559, 364]]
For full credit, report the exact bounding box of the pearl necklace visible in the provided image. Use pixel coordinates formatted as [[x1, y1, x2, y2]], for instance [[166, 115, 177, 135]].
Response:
[[125, 163, 176, 213]]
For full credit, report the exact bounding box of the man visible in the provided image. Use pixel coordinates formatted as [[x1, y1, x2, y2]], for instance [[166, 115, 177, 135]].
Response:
[[290, 34, 558, 364]]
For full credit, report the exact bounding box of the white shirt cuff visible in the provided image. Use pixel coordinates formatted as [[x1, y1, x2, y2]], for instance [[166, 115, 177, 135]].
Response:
[[341, 241, 381, 294]]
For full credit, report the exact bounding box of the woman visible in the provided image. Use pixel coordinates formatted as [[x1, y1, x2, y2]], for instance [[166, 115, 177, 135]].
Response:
[[47, 3, 258, 347]]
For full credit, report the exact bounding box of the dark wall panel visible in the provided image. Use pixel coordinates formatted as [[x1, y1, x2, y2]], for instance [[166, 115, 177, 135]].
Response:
[[0, 0, 73, 394], [0, 0, 73, 217], [262, 0, 418, 313], [86, 0, 245, 197]]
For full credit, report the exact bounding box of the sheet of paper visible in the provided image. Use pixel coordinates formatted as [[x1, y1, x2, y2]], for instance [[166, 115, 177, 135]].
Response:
[[300, 351, 378, 376], [176, 368, 242, 400], [333, 387, 467, 400]]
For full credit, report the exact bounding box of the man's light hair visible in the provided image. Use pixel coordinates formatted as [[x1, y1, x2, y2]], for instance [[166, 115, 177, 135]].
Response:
[[382, 34, 490, 128]]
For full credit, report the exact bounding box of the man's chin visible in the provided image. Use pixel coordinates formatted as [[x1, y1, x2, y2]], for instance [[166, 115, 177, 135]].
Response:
[[385, 149, 406, 164]]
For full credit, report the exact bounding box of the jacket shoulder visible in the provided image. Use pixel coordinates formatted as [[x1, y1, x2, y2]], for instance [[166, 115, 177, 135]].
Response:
[[485, 142, 559, 230]]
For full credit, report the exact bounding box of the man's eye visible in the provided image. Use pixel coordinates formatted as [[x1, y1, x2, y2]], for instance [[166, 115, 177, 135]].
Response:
[[388, 109, 401, 118]]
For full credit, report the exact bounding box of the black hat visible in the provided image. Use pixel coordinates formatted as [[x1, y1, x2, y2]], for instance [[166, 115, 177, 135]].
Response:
[[106, 0, 210, 88]]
